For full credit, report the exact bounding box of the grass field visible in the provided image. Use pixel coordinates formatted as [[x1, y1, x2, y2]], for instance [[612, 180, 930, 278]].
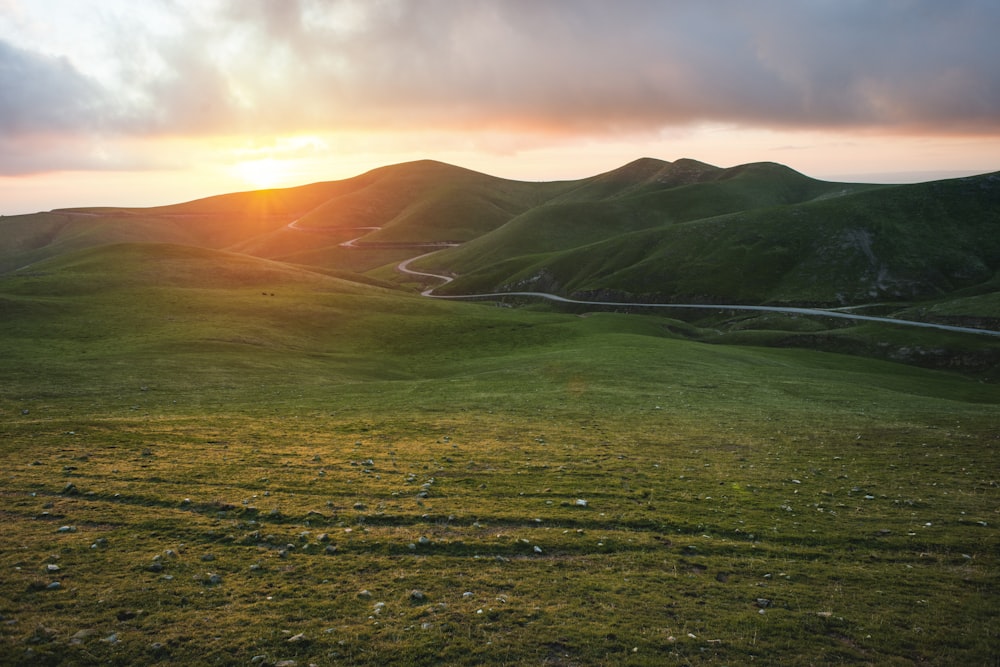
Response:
[[1, 244, 997, 665]]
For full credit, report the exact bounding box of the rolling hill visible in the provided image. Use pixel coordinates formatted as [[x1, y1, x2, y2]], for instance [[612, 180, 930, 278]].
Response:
[[1, 161, 999, 665], [2, 157, 999, 363]]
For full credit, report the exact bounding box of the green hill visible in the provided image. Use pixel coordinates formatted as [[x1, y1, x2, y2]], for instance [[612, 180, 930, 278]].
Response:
[[3, 157, 998, 361], [420, 161, 876, 285], [430, 171, 1000, 308]]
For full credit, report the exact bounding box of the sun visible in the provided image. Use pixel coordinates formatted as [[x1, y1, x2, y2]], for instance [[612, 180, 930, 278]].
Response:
[[234, 158, 288, 188]]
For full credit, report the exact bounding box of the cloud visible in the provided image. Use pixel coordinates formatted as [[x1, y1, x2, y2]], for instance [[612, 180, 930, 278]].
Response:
[[171, 0, 1000, 135], [0, 39, 107, 134], [2, 0, 999, 175]]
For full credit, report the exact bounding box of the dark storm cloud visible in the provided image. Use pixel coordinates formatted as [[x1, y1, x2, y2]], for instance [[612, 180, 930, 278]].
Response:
[[198, 0, 1000, 134], [2, 0, 999, 175], [0, 39, 107, 134]]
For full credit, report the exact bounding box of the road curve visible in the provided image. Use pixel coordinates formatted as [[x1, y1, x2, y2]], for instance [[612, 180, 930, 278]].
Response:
[[396, 254, 1000, 338], [280, 221, 1000, 339]]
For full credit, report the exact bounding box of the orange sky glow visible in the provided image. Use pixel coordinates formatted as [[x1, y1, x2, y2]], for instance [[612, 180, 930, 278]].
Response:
[[1, 1, 998, 214]]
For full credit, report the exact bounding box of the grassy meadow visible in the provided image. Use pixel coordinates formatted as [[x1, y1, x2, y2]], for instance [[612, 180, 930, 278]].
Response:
[[1, 244, 997, 665]]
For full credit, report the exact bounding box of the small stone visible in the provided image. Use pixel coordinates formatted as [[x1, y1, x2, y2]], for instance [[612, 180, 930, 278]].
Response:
[[61, 483, 79, 496], [410, 590, 427, 602], [357, 589, 372, 599], [462, 591, 474, 599], [574, 499, 588, 507], [46, 582, 61, 590], [353, 502, 366, 511], [206, 573, 222, 585], [70, 629, 96, 645], [103, 633, 119, 644], [200, 554, 215, 562], [56, 525, 77, 533], [287, 632, 307, 643], [324, 545, 338, 555], [45, 564, 60, 573], [755, 598, 771, 608], [148, 561, 164, 573], [91, 538, 109, 549], [418, 536, 430, 546], [275, 661, 298, 667], [533, 546, 543, 554]]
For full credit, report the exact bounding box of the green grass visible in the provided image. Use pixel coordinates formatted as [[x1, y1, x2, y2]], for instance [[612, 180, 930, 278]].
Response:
[[1, 244, 998, 665], [431, 171, 1000, 310]]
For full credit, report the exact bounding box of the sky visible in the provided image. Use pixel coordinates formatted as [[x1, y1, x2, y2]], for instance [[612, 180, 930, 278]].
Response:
[[1, 0, 999, 214]]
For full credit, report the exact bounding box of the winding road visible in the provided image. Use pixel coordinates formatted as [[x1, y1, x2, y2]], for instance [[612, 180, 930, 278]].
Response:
[[288, 222, 1000, 338]]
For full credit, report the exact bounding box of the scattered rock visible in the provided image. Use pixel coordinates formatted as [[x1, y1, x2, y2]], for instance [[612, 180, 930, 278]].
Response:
[[574, 499, 588, 507], [200, 554, 215, 562], [418, 536, 430, 546], [755, 598, 772, 609], [410, 590, 427, 602], [61, 483, 79, 496], [56, 525, 77, 533], [324, 545, 338, 555], [91, 537, 109, 549], [533, 546, 543, 554], [46, 582, 61, 590], [69, 629, 96, 645], [206, 573, 222, 585], [287, 632, 307, 643], [45, 564, 60, 574], [357, 589, 372, 599]]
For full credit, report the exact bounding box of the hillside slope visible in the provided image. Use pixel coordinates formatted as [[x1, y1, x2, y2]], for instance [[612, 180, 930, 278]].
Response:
[[422, 162, 876, 282], [432, 171, 1000, 306]]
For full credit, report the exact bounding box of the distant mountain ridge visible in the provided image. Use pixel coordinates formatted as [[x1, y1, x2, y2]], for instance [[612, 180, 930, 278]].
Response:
[[2, 158, 998, 314]]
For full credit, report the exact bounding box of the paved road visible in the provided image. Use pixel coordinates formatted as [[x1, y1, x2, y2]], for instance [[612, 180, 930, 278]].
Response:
[[396, 253, 1000, 338], [280, 222, 1000, 338]]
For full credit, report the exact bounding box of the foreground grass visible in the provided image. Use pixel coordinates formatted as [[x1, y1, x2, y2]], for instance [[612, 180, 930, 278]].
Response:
[[1, 246, 998, 665]]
